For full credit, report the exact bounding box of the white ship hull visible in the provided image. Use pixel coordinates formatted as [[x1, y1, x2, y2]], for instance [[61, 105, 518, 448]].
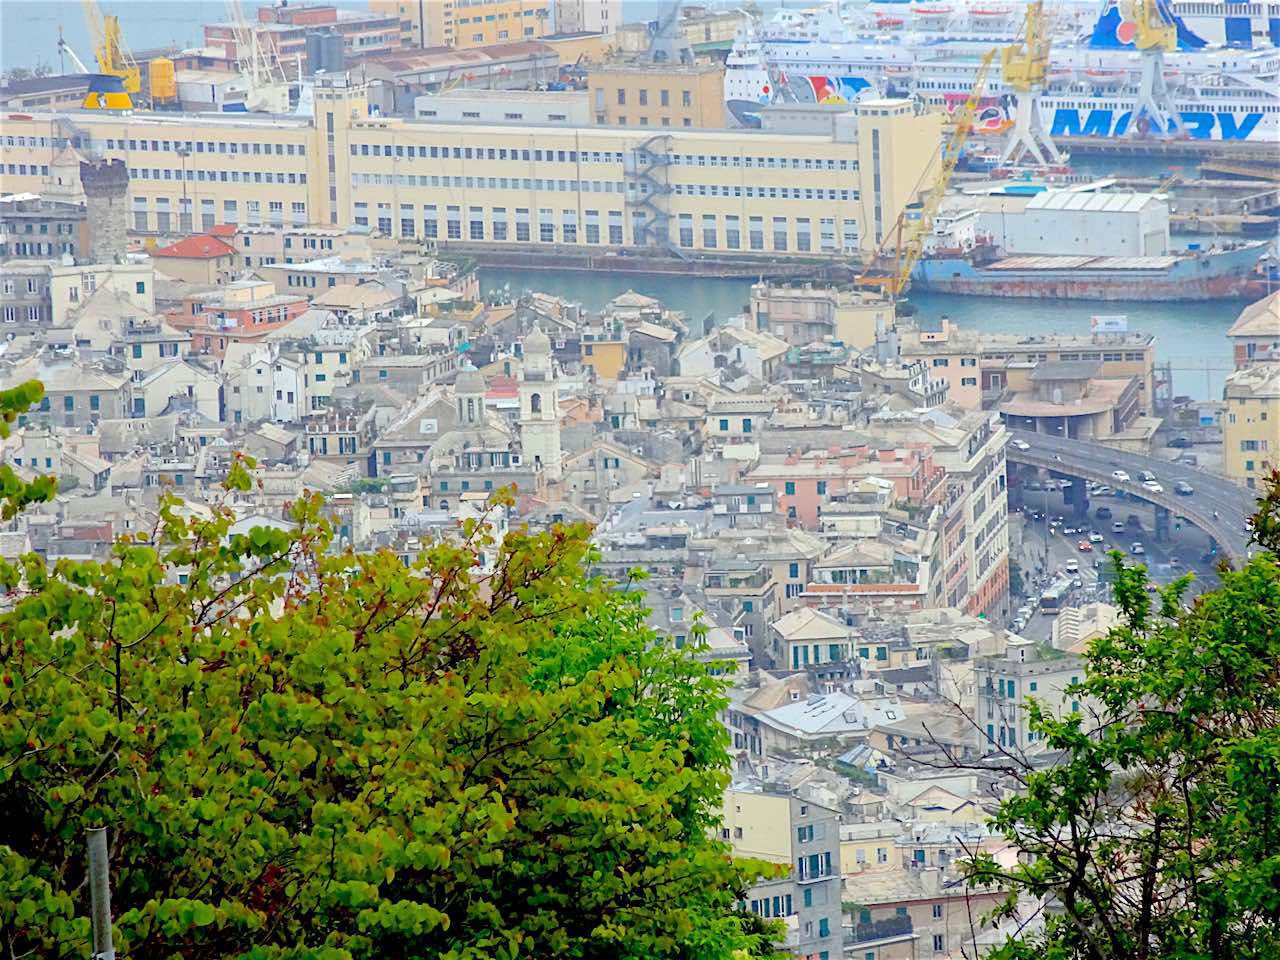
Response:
[[726, 1, 1280, 141]]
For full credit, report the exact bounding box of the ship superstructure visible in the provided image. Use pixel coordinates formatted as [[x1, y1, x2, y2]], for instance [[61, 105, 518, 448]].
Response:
[[725, 0, 1280, 141]]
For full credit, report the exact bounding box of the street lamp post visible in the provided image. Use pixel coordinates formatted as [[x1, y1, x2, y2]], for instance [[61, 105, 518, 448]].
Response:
[[176, 146, 191, 233]]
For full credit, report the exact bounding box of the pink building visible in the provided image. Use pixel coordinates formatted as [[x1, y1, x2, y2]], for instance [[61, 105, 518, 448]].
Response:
[[744, 443, 944, 529]]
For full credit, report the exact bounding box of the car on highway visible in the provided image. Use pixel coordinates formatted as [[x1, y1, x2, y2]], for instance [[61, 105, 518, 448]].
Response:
[[1127, 513, 1143, 527], [1089, 531, 1104, 543], [1112, 520, 1126, 533], [1174, 481, 1194, 496], [1138, 469, 1157, 482], [1010, 439, 1031, 451], [1065, 559, 1080, 574], [1089, 484, 1116, 497], [1077, 540, 1092, 552], [1142, 480, 1165, 494], [1168, 437, 1193, 449], [1130, 542, 1145, 555], [1062, 526, 1078, 536], [1112, 470, 1131, 483], [1096, 506, 1113, 520]]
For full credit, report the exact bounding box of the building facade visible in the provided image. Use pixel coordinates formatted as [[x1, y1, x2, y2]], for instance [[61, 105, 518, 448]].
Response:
[[973, 638, 1084, 755], [722, 787, 844, 960], [553, 0, 621, 34], [0, 77, 940, 261], [588, 59, 726, 129], [1222, 363, 1280, 488], [373, 0, 551, 49]]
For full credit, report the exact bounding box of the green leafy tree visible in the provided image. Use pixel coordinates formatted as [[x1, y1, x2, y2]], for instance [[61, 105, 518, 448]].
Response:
[[0, 389, 780, 958], [0, 380, 56, 519], [968, 472, 1280, 960]]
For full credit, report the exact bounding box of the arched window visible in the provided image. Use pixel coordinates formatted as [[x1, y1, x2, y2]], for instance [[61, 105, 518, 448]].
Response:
[[530, 392, 542, 414]]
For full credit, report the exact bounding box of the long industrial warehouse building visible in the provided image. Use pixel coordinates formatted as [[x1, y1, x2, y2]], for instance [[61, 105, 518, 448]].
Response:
[[1, 75, 941, 257]]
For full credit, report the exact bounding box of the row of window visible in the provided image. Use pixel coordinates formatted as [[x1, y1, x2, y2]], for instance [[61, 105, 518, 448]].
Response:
[[346, 142, 856, 172], [99, 137, 307, 157], [0, 221, 78, 235], [352, 200, 861, 251], [129, 167, 307, 186], [3, 163, 50, 178]]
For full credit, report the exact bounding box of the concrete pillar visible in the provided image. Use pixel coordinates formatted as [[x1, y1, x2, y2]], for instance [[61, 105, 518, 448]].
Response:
[[1154, 505, 1170, 542], [1066, 479, 1090, 519]]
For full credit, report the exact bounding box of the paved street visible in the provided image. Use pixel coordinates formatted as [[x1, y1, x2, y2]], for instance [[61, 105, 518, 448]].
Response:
[[1007, 428, 1260, 561]]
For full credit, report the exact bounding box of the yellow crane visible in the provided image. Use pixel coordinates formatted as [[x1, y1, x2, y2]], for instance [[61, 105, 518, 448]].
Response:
[[1117, 0, 1185, 136], [999, 1, 1063, 166], [82, 0, 141, 97], [856, 47, 997, 300]]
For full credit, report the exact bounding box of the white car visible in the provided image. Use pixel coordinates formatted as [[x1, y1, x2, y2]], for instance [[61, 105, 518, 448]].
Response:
[[1142, 480, 1164, 494], [1089, 532, 1104, 544], [1010, 439, 1031, 451], [1112, 470, 1131, 483]]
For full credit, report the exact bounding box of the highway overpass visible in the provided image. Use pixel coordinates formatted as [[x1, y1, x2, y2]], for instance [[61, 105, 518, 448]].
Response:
[[1004, 429, 1260, 562]]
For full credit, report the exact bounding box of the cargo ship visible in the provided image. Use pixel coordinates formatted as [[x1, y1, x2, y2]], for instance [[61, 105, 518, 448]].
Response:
[[912, 241, 1268, 300]]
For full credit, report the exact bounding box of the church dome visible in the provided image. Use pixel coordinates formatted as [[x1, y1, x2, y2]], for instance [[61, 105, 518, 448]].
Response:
[[455, 360, 485, 396]]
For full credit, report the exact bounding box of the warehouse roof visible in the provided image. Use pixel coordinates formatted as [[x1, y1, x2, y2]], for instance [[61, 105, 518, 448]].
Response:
[[1025, 191, 1159, 213]]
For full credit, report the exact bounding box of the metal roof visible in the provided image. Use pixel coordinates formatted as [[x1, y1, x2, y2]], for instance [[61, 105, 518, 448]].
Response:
[[1025, 191, 1158, 214]]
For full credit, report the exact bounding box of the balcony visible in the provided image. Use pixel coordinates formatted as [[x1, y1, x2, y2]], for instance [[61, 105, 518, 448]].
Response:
[[846, 914, 913, 945]]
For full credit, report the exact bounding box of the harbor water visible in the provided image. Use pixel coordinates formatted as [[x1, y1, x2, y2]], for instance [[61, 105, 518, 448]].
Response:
[[479, 268, 1254, 402]]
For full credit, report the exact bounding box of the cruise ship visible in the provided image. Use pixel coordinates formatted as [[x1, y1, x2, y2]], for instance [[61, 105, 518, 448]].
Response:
[[724, 0, 1280, 141]]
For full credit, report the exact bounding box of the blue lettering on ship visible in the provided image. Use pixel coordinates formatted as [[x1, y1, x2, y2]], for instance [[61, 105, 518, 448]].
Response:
[[1050, 108, 1263, 140]]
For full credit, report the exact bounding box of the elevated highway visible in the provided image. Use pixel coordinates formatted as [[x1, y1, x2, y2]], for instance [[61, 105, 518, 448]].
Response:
[[1005, 429, 1260, 562]]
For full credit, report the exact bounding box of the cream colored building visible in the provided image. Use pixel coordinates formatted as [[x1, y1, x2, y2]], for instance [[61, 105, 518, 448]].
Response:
[[372, 0, 551, 49], [898, 317, 1158, 414], [1222, 363, 1280, 489], [588, 59, 726, 128], [0, 79, 939, 261], [553, 0, 621, 34], [751, 282, 893, 351]]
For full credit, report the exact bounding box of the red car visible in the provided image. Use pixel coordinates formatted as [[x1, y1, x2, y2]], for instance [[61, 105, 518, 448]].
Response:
[[1077, 540, 1093, 552]]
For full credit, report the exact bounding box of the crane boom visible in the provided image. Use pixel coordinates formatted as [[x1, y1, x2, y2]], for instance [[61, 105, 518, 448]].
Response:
[[857, 47, 997, 299], [82, 0, 140, 95], [57, 29, 92, 75]]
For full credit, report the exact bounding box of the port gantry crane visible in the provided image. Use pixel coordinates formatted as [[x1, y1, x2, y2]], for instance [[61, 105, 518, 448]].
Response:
[[81, 0, 141, 97], [999, 1, 1063, 167], [854, 47, 997, 301], [1119, 0, 1186, 137]]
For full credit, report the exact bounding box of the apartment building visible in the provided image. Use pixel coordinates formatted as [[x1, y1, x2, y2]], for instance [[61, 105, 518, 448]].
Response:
[[869, 408, 1011, 622], [722, 786, 844, 960], [205, 4, 401, 67], [553, 0, 621, 34], [0, 78, 939, 261], [1226, 291, 1280, 368], [373, 0, 550, 49], [973, 637, 1084, 755], [0, 195, 88, 261], [588, 59, 726, 128], [1222, 362, 1280, 488], [750, 281, 894, 351], [897, 317, 1158, 413]]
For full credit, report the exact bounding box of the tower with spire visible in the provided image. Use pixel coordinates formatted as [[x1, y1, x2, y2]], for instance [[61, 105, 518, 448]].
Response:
[[518, 324, 562, 484]]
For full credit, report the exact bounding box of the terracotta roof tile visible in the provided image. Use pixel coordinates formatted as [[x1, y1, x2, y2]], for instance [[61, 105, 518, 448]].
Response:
[[153, 235, 236, 260]]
